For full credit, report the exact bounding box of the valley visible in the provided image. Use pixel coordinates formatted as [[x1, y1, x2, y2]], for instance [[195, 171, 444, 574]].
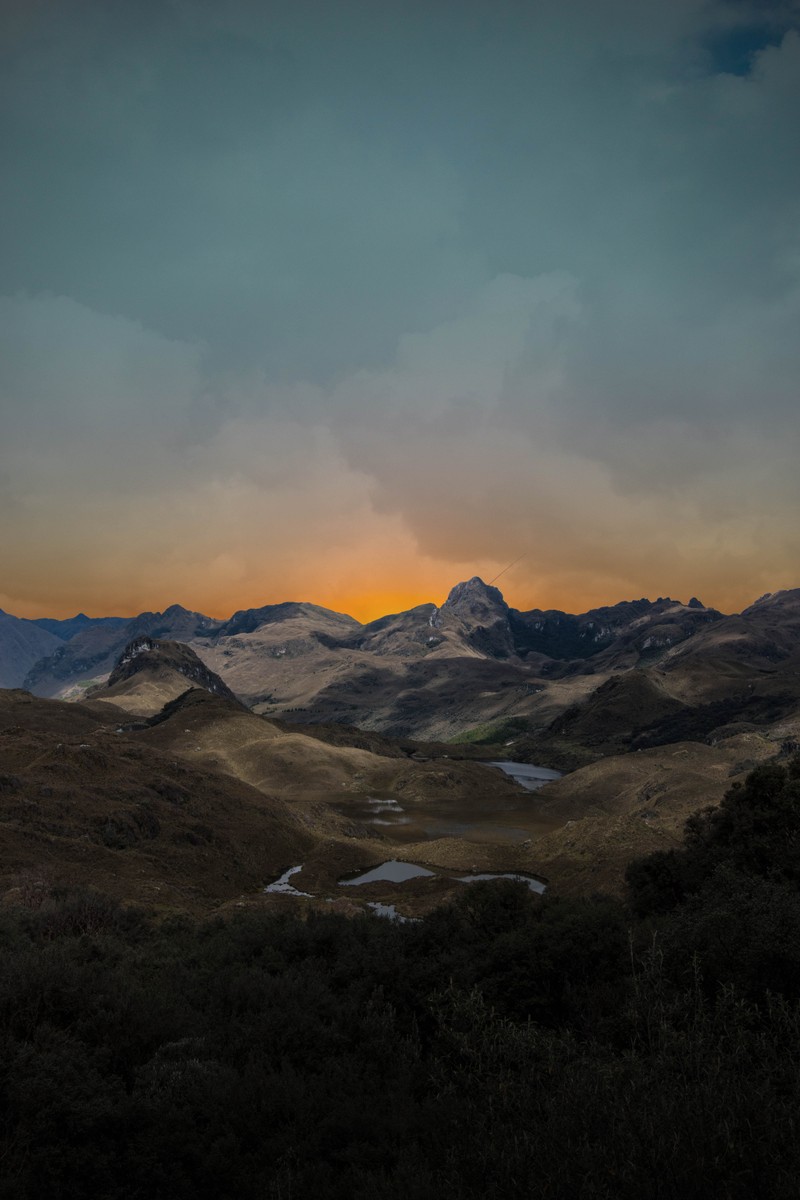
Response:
[[3, 578, 800, 917]]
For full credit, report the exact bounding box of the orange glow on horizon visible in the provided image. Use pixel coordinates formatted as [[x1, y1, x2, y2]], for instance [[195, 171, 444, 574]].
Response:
[[7, 574, 773, 626]]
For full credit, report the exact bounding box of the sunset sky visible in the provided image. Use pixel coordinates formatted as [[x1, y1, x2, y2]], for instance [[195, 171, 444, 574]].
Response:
[[1, 0, 799, 622]]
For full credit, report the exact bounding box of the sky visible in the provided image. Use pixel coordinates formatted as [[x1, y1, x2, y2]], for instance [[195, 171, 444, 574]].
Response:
[[1, 0, 799, 621]]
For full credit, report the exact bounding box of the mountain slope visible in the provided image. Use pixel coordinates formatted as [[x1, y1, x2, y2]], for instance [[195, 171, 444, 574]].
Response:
[[189, 581, 729, 741], [0, 688, 312, 913], [23, 604, 218, 697], [6, 602, 800, 910], [511, 596, 722, 668], [1, 631, 546, 912], [191, 601, 364, 707], [526, 723, 794, 896], [659, 589, 800, 705]]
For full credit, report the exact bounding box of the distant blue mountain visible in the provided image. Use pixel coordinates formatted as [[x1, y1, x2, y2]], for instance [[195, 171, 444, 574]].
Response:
[[0, 610, 63, 688], [32, 613, 131, 641]]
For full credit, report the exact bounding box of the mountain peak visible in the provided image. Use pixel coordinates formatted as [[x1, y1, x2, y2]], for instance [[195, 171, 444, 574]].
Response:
[[443, 577, 508, 614], [107, 637, 239, 704], [440, 577, 514, 658], [162, 603, 192, 618]]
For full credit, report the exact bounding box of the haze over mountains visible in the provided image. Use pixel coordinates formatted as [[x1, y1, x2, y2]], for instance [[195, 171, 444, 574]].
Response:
[[0, 609, 63, 689], [0, 610, 135, 688]]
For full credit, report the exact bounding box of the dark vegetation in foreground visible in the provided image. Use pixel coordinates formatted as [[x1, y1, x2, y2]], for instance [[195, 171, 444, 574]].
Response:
[[3, 759, 800, 1199]]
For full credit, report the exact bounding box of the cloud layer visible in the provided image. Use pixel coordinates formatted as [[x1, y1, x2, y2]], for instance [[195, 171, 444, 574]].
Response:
[[1, 1, 799, 618]]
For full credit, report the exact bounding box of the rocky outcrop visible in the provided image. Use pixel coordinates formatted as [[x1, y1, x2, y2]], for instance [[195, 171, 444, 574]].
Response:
[[106, 637, 239, 703]]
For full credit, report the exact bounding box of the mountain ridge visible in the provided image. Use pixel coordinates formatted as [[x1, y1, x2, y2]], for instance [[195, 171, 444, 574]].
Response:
[[4, 579, 798, 762]]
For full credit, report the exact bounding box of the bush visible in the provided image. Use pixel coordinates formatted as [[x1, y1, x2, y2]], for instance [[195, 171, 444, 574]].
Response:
[[627, 756, 800, 914]]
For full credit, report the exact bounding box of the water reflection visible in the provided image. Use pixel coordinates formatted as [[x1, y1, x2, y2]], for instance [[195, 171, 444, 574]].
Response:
[[338, 860, 547, 894], [339, 860, 435, 885], [488, 761, 562, 791]]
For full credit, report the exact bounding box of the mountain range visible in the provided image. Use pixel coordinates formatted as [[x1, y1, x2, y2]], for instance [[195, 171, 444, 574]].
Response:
[[4, 579, 725, 697], [4, 577, 800, 912], [6, 578, 800, 755]]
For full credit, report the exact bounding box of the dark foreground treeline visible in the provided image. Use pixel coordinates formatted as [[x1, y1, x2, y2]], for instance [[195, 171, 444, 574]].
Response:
[[3, 759, 800, 1199]]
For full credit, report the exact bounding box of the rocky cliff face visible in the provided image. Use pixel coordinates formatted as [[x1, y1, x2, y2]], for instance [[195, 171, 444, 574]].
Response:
[[510, 597, 722, 665]]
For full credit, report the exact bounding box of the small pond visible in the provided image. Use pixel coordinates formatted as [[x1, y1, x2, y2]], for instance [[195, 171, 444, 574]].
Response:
[[339, 860, 435, 886], [338, 859, 546, 894], [266, 862, 547, 915], [264, 865, 312, 897], [488, 761, 562, 791]]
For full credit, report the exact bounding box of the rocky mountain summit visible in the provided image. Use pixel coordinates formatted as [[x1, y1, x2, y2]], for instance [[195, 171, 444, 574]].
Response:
[[103, 636, 239, 706], [438, 577, 515, 658], [198, 601, 360, 642], [509, 596, 722, 667], [443, 576, 506, 612]]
